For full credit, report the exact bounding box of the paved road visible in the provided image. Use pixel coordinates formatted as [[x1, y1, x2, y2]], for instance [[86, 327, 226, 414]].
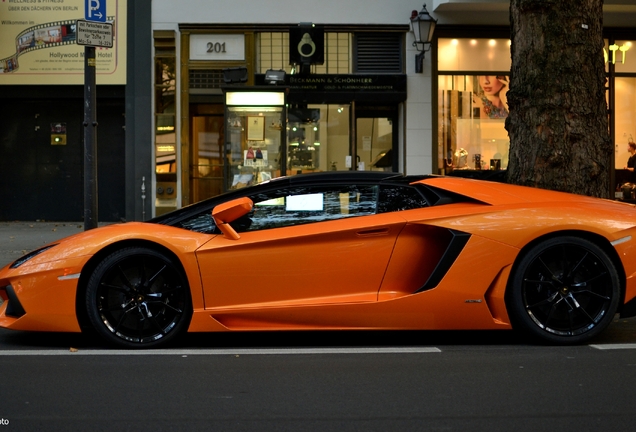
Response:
[[1, 327, 636, 431], [0, 221, 85, 267]]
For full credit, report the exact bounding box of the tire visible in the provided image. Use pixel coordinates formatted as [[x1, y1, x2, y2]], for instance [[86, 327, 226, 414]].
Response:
[[85, 247, 192, 348], [506, 236, 621, 344]]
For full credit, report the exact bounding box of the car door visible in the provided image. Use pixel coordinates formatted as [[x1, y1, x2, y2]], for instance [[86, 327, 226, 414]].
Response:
[[196, 183, 407, 309]]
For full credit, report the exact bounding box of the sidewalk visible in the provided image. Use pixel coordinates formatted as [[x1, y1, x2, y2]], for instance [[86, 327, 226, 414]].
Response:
[[0, 222, 86, 268]]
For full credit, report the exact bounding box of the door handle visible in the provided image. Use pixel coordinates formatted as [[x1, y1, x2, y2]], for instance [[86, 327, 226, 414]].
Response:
[[356, 228, 390, 236]]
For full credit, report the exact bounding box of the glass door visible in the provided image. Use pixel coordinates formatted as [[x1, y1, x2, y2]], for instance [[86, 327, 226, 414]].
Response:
[[355, 108, 398, 172], [190, 110, 225, 203], [286, 104, 351, 173]]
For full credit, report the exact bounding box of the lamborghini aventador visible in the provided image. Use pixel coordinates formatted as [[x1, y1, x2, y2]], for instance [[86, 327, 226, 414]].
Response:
[[1, 172, 635, 348]]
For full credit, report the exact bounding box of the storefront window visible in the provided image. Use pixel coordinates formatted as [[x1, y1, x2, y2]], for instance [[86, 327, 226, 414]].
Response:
[[608, 40, 636, 172], [290, 105, 350, 173], [154, 32, 177, 215], [155, 56, 176, 173], [615, 77, 636, 170], [438, 38, 511, 173], [288, 107, 321, 173], [226, 103, 285, 190]]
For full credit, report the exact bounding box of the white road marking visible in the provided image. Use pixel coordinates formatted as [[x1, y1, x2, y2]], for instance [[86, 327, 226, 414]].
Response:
[[589, 343, 636, 350], [0, 347, 441, 356]]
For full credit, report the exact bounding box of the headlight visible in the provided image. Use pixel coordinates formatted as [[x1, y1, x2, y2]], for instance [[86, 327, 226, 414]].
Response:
[[9, 244, 58, 269]]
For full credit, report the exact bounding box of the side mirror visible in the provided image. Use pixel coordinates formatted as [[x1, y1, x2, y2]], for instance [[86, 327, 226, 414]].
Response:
[[212, 197, 253, 240]]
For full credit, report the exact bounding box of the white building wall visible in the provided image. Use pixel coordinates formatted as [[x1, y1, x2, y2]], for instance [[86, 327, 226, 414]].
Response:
[[405, 32, 434, 174], [152, 0, 428, 26]]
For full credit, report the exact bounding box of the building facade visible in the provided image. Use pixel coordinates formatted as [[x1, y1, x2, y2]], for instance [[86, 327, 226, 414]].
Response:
[[1, 1, 635, 221], [149, 0, 430, 216]]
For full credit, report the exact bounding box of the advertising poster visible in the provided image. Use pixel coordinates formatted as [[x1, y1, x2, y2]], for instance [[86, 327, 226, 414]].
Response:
[[0, 0, 126, 84]]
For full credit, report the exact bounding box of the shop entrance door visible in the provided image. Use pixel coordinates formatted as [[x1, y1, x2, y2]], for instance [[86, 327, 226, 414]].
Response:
[[190, 104, 225, 203], [355, 107, 398, 172]]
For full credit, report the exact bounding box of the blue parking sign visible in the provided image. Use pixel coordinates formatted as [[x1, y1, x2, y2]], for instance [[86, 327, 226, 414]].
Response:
[[85, 0, 107, 22]]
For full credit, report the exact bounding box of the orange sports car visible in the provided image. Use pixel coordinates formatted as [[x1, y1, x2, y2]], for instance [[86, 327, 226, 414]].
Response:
[[1, 172, 636, 348]]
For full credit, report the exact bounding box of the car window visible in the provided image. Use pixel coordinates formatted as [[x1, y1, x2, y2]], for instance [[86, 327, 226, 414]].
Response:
[[178, 212, 216, 233], [378, 185, 428, 213], [175, 183, 427, 235], [243, 184, 379, 232]]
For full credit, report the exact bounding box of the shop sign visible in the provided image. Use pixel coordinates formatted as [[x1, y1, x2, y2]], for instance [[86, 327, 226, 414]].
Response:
[[190, 34, 245, 61], [255, 74, 406, 93], [289, 24, 324, 66]]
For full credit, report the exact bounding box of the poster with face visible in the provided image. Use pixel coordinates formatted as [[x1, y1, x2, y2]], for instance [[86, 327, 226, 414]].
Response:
[[473, 75, 509, 119]]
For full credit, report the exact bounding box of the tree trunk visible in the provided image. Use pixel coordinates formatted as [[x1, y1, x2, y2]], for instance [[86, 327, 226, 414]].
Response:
[[506, 0, 611, 198]]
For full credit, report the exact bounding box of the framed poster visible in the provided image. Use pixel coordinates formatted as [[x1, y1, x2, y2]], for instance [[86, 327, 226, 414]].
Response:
[[0, 0, 126, 85], [247, 116, 265, 141]]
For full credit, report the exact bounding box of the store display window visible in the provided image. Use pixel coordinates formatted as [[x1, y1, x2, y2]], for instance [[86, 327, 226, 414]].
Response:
[[225, 90, 286, 190], [438, 74, 509, 172], [437, 38, 512, 173], [290, 105, 350, 173], [615, 77, 636, 171], [608, 41, 636, 171], [226, 105, 284, 189]]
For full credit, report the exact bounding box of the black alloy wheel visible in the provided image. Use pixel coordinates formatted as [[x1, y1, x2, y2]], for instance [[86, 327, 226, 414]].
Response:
[[85, 247, 192, 348], [507, 236, 621, 344]]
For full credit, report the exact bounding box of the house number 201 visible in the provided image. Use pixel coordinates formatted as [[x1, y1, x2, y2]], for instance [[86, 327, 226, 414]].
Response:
[[207, 42, 227, 53]]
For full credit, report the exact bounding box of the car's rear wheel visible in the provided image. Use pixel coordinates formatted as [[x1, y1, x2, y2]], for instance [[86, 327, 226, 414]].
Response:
[[507, 236, 621, 344], [85, 247, 192, 348]]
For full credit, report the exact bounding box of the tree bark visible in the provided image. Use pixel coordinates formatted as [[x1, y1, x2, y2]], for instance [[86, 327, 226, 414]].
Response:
[[506, 0, 611, 197]]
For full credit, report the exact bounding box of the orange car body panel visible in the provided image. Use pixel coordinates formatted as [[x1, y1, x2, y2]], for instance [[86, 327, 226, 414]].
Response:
[[196, 212, 406, 309], [2, 176, 636, 335], [190, 233, 517, 331]]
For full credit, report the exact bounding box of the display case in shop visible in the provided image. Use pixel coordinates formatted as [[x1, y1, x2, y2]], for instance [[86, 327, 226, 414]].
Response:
[[287, 107, 321, 174], [224, 89, 287, 191], [226, 107, 283, 190], [454, 118, 508, 170]]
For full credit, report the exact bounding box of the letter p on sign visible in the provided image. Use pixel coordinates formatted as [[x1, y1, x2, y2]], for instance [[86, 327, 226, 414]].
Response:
[[85, 0, 107, 22]]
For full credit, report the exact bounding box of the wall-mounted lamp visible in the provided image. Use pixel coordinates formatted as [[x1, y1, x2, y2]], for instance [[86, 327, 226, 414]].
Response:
[[264, 69, 286, 85], [410, 4, 437, 73], [223, 67, 248, 84]]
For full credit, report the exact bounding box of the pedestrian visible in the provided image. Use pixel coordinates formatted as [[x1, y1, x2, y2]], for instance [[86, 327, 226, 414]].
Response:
[[625, 140, 636, 182]]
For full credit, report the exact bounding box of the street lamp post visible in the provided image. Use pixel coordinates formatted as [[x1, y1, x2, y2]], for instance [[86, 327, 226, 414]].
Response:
[[410, 4, 437, 73]]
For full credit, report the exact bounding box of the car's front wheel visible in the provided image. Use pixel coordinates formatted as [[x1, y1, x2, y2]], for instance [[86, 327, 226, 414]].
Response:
[[85, 246, 192, 348], [506, 236, 621, 344]]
